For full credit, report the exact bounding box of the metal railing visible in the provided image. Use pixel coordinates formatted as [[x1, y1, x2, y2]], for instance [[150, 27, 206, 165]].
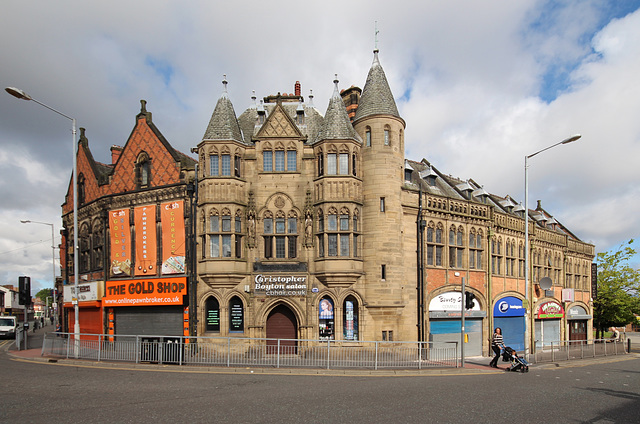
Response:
[[42, 333, 459, 370], [530, 338, 628, 363]]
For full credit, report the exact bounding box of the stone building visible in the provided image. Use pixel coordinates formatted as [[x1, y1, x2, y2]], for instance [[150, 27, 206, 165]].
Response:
[[194, 49, 595, 355], [60, 101, 196, 339]]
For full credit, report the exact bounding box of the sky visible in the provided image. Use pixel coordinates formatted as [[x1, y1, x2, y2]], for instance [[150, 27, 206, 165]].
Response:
[[1, 0, 639, 295]]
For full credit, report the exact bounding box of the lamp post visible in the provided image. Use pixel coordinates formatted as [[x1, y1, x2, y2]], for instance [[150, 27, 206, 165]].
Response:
[[7, 87, 79, 346], [20, 220, 57, 328], [524, 134, 581, 356]]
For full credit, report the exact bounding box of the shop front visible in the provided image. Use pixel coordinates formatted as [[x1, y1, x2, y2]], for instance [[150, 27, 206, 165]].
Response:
[[103, 276, 188, 340], [492, 296, 526, 353], [567, 304, 591, 341], [428, 291, 485, 356], [63, 281, 103, 340], [535, 300, 564, 350], [254, 273, 306, 350]]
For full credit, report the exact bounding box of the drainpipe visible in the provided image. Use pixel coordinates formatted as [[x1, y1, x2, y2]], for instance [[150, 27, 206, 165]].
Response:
[[416, 188, 426, 345], [487, 225, 493, 355]]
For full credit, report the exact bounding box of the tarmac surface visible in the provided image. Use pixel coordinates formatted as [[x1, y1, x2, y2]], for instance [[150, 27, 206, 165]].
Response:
[[5, 323, 638, 376]]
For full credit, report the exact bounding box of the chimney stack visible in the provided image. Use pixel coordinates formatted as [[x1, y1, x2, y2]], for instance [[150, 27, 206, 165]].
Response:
[[111, 145, 123, 164]]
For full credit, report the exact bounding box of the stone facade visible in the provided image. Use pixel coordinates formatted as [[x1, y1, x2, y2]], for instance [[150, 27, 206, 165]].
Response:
[[195, 50, 595, 353]]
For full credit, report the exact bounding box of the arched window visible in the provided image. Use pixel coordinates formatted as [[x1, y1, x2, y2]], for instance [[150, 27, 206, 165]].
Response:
[[135, 153, 151, 188], [205, 297, 220, 332], [317, 149, 324, 176], [229, 296, 244, 333], [319, 297, 334, 340], [79, 223, 91, 273], [365, 127, 372, 147], [317, 209, 325, 257], [426, 222, 444, 266], [449, 226, 464, 268], [92, 220, 104, 271], [78, 174, 86, 205], [384, 125, 390, 146], [344, 296, 359, 340]]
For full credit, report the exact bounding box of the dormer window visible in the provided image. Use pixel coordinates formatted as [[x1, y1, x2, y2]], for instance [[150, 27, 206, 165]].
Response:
[[419, 166, 438, 187], [257, 100, 266, 125], [404, 160, 413, 182], [296, 101, 305, 125]]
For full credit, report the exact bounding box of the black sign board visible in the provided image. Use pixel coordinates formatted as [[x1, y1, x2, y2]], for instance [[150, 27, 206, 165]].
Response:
[[591, 263, 598, 300], [229, 300, 244, 332]]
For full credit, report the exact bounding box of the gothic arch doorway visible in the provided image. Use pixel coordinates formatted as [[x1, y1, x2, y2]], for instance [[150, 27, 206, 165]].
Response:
[[266, 304, 298, 354]]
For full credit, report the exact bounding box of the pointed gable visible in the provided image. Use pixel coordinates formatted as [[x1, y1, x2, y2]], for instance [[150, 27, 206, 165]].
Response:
[[109, 100, 196, 194], [354, 49, 400, 122], [315, 76, 361, 143], [255, 100, 303, 139], [63, 128, 113, 212]]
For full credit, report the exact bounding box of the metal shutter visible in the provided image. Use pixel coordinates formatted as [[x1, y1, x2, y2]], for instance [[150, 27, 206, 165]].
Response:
[[115, 306, 183, 336]]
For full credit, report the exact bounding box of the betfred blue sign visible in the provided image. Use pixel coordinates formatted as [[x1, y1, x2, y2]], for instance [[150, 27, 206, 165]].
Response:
[[493, 296, 525, 317]]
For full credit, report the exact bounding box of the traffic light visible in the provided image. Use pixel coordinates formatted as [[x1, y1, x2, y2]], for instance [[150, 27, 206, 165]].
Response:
[[18, 276, 31, 306], [464, 291, 475, 309]]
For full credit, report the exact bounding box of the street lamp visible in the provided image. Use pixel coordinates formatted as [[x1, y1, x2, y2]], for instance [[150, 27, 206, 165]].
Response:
[[7, 87, 79, 344], [524, 134, 581, 356], [20, 220, 57, 328]]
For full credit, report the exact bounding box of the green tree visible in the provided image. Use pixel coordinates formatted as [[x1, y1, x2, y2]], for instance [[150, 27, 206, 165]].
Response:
[[35, 288, 53, 302], [593, 240, 640, 339]]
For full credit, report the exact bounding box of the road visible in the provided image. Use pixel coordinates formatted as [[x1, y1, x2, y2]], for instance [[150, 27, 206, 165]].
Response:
[[1, 347, 639, 423]]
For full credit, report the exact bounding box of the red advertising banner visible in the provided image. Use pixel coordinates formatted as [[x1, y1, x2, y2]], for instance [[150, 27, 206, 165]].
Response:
[[109, 209, 131, 276], [134, 205, 157, 275], [104, 277, 187, 307], [161, 200, 186, 274]]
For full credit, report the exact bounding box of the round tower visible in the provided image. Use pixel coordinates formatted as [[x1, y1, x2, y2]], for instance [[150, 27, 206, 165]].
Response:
[[353, 49, 407, 338]]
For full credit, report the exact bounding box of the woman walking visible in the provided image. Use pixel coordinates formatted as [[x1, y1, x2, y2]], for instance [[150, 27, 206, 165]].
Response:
[[489, 327, 505, 368]]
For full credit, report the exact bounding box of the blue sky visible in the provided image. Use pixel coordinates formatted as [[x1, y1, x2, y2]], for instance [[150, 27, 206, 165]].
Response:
[[1, 0, 639, 292]]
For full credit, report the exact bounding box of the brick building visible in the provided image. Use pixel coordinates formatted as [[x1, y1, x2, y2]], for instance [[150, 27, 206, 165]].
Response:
[[194, 49, 595, 355], [60, 101, 196, 339]]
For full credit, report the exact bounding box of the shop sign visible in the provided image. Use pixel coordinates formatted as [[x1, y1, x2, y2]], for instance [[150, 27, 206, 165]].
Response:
[[63, 281, 100, 302], [568, 305, 591, 320], [253, 274, 308, 296], [103, 276, 187, 307], [429, 291, 480, 311], [537, 301, 564, 319], [493, 296, 525, 317]]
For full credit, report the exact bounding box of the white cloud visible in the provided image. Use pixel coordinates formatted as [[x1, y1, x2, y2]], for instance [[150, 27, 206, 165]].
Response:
[[1, 1, 639, 290]]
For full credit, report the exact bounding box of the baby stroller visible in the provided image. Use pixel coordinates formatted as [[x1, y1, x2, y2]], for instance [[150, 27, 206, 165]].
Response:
[[502, 346, 529, 373]]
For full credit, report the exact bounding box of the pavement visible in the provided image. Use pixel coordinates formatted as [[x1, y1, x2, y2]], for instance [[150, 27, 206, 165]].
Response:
[[5, 325, 638, 376]]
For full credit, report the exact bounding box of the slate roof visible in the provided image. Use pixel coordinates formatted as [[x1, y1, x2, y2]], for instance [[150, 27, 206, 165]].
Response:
[[237, 100, 324, 144], [354, 50, 400, 122], [202, 83, 244, 143], [315, 78, 361, 143]]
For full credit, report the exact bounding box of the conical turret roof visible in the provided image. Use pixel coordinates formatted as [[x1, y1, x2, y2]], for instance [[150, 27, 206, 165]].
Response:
[[202, 77, 244, 143], [315, 76, 361, 143], [354, 50, 400, 121]]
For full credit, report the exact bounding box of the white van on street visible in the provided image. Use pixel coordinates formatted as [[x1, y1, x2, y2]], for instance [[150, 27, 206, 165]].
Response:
[[0, 316, 18, 338]]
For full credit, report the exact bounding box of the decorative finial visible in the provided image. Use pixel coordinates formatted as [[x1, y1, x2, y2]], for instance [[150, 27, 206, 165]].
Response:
[[222, 74, 228, 92], [374, 21, 379, 52], [140, 99, 147, 113], [308, 89, 314, 106]]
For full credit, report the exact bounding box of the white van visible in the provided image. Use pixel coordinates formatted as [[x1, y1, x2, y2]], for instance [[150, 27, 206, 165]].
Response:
[[0, 316, 17, 339]]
